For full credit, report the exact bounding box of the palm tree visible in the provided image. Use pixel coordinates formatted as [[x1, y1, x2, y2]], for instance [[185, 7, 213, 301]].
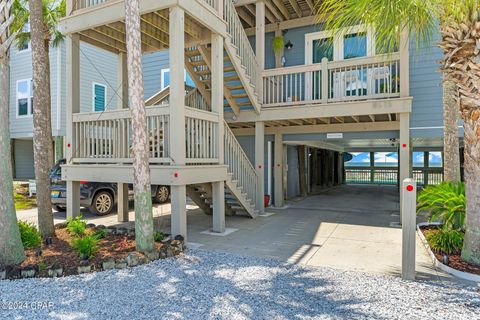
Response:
[[11, 0, 65, 237], [443, 79, 461, 182], [317, 0, 480, 265], [0, 0, 26, 265], [124, 0, 155, 254]]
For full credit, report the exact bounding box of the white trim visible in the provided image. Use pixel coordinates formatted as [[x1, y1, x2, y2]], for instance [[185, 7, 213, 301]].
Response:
[[91, 82, 107, 112], [160, 68, 189, 90], [305, 24, 374, 64], [16, 78, 33, 118]]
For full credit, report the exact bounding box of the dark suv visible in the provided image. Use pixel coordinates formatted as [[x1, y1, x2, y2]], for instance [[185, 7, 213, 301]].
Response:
[[50, 159, 170, 215]]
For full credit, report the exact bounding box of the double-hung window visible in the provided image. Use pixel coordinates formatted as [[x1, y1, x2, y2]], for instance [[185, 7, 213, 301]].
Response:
[[17, 79, 33, 117]]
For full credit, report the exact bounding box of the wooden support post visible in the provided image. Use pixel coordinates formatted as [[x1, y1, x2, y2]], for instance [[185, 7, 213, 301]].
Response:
[[401, 178, 416, 280], [117, 52, 129, 109], [171, 185, 187, 241], [169, 7, 187, 240], [66, 33, 80, 163], [117, 183, 129, 222], [255, 121, 265, 213], [255, 0, 265, 99], [65, 33, 80, 220], [298, 145, 307, 197], [66, 181, 80, 219], [370, 151, 375, 183], [212, 181, 225, 233], [399, 112, 411, 217], [399, 28, 410, 98], [424, 151, 429, 186], [274, 132, 284, 207], [321, 57, 329, 103]]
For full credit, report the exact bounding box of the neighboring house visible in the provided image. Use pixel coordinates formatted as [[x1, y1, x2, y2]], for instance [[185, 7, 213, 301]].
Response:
[[58, 0, 450, 241], [9, 40, 118, 179]]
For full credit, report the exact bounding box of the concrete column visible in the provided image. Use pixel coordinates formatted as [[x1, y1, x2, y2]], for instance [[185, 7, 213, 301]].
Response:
[[399, 112, 411, 216], [255, 0, 265, 98], [117, 52, 129, 109], [66, 181, 80, 219], [212, 181, 225, 233], [117, 183, 129, 222], [401, 178, 416, 280], [169, 7, 187, 240], [171, 185, 187, 240], [255, 121, 265, 213], [274, 133, 284, 207]]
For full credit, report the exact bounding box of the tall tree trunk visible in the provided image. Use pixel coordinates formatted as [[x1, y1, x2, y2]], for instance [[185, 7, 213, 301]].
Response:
[[443, 79, 461, 182], [29, 0, 54, 237], [461, 108, 480, 265], [125, 0, 155, 253], [0, 54, 26, 265]]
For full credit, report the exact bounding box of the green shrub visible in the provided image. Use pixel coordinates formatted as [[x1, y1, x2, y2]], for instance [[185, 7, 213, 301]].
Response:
[[66, 216, 87, 237], [18, 220, 41, 249], [425, 228, 464, 255], [93, 228, 107, 240], [72, 235, 99, 259], [154, 231, 165, 242], [417, 182, 465, 231]]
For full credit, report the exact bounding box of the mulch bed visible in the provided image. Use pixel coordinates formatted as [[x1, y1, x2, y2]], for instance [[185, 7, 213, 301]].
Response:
[[15, 227, 163, 277], [420, 226, 480, 276]]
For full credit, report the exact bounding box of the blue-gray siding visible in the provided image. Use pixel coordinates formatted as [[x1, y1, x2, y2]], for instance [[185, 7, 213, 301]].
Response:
[[13, 139, 35, 179], [142, 50, 169, 99]]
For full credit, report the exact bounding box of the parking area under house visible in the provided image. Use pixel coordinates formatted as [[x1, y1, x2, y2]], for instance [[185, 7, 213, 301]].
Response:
[[17, 185, 460, 282]]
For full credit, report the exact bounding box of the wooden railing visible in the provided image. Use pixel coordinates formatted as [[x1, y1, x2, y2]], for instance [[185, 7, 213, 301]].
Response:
[[70, 0, 108, 11], [72, 105, 220, 165], [72, 105, 170, 163], [185, 89, 210, 111], [223, 0, 258, 89], [345, 166, 443, 186], [224, 122, 257, 206], [185, 107, 219, 164], [262, 53, 401, 107]]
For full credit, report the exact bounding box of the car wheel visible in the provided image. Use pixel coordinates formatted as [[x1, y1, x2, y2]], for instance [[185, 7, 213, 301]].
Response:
[[53, 205, 66, 212], [89, 191, 114, 216], [153, 186, 170, 204]]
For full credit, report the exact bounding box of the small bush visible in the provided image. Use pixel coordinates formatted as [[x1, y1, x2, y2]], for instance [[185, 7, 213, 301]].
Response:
[[66, 216, 87, 237], [426, 228, 464, 255], [18, 221, 41, 249], [72, 235, 99, 259], [154, 231, 165, 242], [417, 182, 465, 231], [93, 228, 107, 240]]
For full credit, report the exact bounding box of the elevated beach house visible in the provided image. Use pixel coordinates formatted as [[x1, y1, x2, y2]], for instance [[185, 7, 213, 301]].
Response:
[[59, 0, 447, 240]]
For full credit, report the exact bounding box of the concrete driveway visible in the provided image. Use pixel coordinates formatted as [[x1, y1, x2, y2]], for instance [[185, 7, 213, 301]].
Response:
[[16, 185, 454, 281]]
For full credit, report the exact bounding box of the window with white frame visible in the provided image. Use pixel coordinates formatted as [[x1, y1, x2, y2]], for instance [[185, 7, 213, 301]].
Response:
[[17, 79, 33, 117], [160, 68, 195, 90], [92, 83, 107, 112]]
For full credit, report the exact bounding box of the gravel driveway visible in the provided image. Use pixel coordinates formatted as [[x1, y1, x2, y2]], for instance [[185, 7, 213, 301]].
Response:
[[0, 249, 478, 320]]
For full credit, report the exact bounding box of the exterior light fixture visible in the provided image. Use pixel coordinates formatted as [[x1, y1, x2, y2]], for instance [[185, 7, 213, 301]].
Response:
[[285, 40, 293, 50]]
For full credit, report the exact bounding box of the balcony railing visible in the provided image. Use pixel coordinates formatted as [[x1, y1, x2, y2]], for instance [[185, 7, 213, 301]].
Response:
[[262, 53, 401, 107], [345, 166, 443, 186], [71, 105, 219, 165], [69, 0, 219, 14]]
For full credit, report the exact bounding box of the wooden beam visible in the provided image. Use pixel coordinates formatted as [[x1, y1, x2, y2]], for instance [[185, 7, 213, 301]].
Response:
[[265, 0, 284, 21], [80, 29, 127, 52], [287, 0, 302, 18], [244, 15, 316, 36], [272, 0, 290, 20], [237, 7, 255, 27], [305, 0, 315, 13]]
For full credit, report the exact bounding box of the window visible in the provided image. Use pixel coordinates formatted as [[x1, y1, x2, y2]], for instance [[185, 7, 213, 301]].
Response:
[[345, 152, 371, 167], [374, 152, 398, 167], [312, 37, 334, 63], [18, 22, 30, 52], [343, 32, 367, 59], [428, 152, 442, 167], [161, 68, 195, 90], [17, 79, 33, 117], [92, 83, 106, 112], [412, 152, 425, 167]]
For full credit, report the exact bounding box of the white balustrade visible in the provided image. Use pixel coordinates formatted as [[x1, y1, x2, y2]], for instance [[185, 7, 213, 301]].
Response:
[[185, 107, 219, 164], [224, 123, 257, 206], [262, 53, 401, 107]]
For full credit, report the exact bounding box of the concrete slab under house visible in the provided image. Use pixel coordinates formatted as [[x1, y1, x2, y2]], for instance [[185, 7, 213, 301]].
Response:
[[27, 0, 456, 279]]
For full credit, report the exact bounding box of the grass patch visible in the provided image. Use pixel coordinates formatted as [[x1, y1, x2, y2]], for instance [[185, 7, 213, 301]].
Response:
[[14, 192, 36, 210]]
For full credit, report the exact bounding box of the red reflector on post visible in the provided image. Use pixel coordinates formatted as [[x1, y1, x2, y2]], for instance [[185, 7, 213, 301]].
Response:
[[406, 185, 414, 192], [80, 181, 88, 185]]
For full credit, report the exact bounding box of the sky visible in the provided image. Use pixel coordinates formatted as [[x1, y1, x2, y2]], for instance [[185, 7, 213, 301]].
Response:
[[346, 152, 442, 167]]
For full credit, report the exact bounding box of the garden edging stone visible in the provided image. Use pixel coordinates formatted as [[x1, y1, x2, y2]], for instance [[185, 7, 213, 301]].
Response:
[[417, 222, 480, 282]]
